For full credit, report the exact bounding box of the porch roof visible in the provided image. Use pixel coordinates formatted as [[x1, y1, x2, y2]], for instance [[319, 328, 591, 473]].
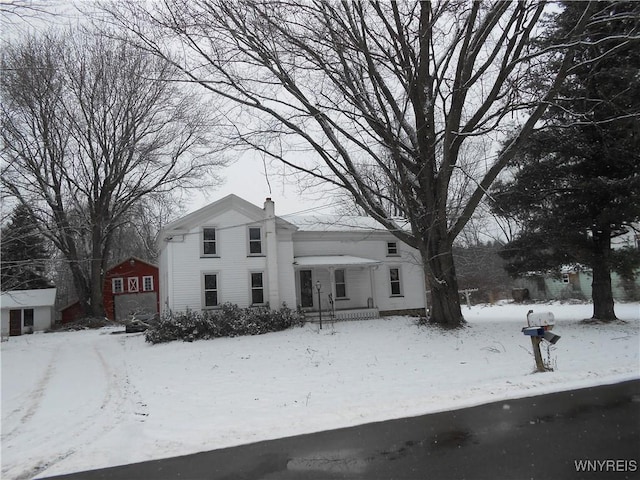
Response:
[[293, 255, 382, 268]]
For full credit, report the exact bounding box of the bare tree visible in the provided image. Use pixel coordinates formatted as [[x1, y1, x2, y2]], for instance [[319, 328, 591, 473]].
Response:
[[0, 0, 68, 39], [1, 28, 226, 317], [100, 0, 636, 326], [0, 1, 59, 21]]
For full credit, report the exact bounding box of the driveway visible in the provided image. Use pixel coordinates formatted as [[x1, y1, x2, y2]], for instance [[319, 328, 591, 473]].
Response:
[[42, 379, 640, 480]]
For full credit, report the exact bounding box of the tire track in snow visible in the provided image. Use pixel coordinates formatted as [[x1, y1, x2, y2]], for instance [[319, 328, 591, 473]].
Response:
[[1, 345, 61, 442], [37, 341, 131, 478], [3, 335, 136, 480]]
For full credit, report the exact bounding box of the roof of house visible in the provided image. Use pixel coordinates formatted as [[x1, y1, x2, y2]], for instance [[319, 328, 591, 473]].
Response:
[[162, 194, 298, 234], [0, 288, 57, 309], [160, 194, 411, 237], [282, 214, 410, 233]]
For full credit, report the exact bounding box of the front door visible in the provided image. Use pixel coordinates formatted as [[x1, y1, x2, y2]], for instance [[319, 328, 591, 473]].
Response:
[[299, 270, 313, 308], [9, 309, 22, 336]]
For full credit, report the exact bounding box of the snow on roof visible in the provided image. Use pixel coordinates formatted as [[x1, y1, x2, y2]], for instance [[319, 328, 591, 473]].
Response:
[[283, 214, 410, 233], [0, 288, 57, 309], [293, 255, 382, 267]]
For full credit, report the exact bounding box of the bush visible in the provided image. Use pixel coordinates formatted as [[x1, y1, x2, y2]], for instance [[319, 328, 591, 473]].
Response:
[[145, 303, 305, 344]]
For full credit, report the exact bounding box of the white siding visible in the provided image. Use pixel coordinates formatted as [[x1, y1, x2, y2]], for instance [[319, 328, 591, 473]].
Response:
[[277, 234, 297, 308], [1, 305, 54, 334], [159, 195, 426, 316], [294, 233, 425, 313], [0, 289, 57, 334], [164, 209, 270, 312], [158, 244, 169, 314]]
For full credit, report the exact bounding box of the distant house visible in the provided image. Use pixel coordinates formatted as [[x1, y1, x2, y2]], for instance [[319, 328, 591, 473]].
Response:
[[61, 257, 159, 323], [1, 288, 57, 336], [159, 195, 426, 320], [514, 225, 640, 301]]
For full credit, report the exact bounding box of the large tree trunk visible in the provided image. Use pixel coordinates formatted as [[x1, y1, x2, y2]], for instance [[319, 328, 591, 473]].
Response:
[[422, 237, 464, 328], [88, 226, 107, 318], [590, 227, 617, 321], [67, 259, 92, 317], [89, 257, 105, 318]]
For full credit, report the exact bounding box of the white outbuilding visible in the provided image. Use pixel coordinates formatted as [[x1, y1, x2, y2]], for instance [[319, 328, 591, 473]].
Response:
[[1, 288, 57, 337]]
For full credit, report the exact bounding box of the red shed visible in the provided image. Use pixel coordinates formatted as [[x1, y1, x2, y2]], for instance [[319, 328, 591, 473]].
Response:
[[103, 257, 159, 321], [61, 301, 85, 324]]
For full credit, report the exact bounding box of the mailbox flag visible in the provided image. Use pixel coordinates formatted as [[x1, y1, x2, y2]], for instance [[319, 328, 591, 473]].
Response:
[[543, 330, 561, 344]]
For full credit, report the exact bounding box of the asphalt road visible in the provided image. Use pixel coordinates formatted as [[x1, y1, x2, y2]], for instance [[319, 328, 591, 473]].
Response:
[[44, 379, 640, 480]]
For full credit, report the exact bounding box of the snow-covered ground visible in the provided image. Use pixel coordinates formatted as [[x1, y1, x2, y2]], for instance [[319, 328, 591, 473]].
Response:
[[1, 302, 638, 479]]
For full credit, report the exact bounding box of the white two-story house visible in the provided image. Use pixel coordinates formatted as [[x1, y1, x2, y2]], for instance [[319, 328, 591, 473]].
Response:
[[158, 195, 426, 319]]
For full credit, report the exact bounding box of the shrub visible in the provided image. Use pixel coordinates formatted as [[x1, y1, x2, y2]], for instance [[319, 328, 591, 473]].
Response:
[[145, 303, 304, 344]]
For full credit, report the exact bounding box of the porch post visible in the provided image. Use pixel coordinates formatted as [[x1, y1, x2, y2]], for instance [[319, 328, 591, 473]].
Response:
[[369, 265, 377, 308], [329, 267, 336, 316], [329, 267, 336, 300]]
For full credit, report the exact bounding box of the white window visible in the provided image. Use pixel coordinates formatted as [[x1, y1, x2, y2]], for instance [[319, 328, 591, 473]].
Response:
[[203, 273, 219, 307], [387, 242, 399, 256], [389, 267, 402, 296], [251, 272, 265, 304], [248, 227, 263, 255], [202, 227, 217, 256], [335, 269, 347, 299], [112, 278, 124, 294], [128, 277, 139, 292], [562, 273, 570, 284], [143, 276, 154, 292]]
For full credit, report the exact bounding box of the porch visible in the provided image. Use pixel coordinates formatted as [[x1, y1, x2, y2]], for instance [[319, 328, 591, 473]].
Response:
[[293, 255, 381, 322]]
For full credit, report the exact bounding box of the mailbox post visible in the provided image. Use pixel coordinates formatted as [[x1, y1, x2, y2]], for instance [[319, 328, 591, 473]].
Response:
[[523, 310, 560, 372]]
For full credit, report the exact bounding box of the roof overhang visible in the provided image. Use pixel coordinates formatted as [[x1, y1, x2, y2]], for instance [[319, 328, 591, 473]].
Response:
[[293, 255, 382, 268]]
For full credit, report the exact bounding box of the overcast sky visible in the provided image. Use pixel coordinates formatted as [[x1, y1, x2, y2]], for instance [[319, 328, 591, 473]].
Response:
[[1, 0, 338, 217]]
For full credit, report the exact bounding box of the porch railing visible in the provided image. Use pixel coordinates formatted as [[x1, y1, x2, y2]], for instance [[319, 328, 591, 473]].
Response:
[[304, 307, 379, 322]]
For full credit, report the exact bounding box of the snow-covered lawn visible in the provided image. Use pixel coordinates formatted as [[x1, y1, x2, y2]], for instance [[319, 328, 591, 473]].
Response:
[[2, 302, 639, 479]]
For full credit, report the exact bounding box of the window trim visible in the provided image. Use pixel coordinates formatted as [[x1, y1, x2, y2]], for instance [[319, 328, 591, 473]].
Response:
[[112, 277, 124, 294], [201, 226, 219, 257], [250, 271, 266, 305], [334, 268, 348, 299], [389, 266, 403, 297], [386, 241, 400, 256], [202, 271, 220, 309], [142, 275, 154, 292], [247, 226, 264, 256]]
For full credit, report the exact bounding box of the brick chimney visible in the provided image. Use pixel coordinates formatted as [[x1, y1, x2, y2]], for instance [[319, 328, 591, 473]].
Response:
[[264, 197, 275, 218]]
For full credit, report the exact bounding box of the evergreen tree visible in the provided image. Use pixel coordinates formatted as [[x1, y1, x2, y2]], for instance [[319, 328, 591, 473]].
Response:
[[492, 1, 640, 320], [1, 205, 53, 290]]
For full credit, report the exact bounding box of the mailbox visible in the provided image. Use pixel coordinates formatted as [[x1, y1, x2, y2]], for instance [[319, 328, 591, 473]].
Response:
[[523, 310, 561, 373], [527, 311, 555, 328]]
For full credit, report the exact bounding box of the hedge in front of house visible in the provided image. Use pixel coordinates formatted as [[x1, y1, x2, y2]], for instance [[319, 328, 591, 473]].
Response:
[[145, 303, 305, 344]]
